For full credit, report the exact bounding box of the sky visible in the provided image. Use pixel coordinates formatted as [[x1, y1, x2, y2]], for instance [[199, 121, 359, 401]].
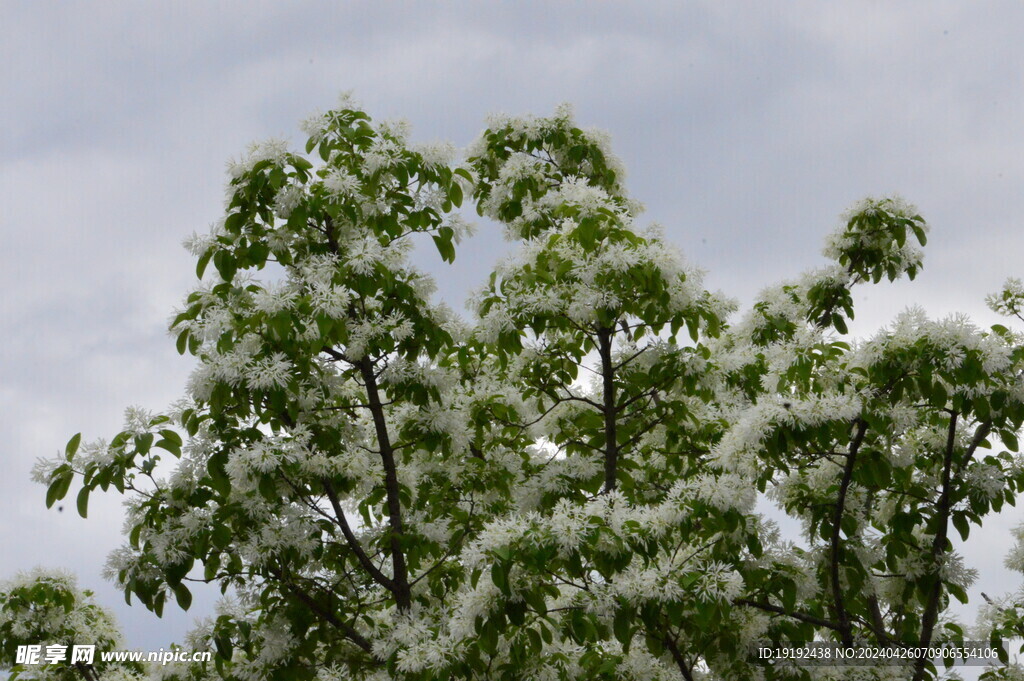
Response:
[[2, 0, 1024, 659]]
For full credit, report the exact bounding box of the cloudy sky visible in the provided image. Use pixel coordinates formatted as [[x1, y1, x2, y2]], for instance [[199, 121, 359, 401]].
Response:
[[3, 1, 1024, 654]]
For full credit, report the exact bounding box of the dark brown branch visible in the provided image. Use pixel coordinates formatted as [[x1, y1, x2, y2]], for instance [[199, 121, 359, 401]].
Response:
[[318, 399, 397, 412], [614, 390, 655, 415], [734, 599, 843, 631], [830, 419, 867, 647], [913, 415, 990, 681], [271, 569, 374, 654], [866, 595, 892, 645], [323, 479, 396, 592], [612, 345, 649, 372], [358, 356, 412, 612], [74, 661, 101, 681], [323, 215, 340, 252], [615, 416, 665, 454], [539, 388, 604, 412], [321, 346, 349, 363], [664, 635, 695, 681], [965, 420, 993, 464], [597, 326, 619, 493]]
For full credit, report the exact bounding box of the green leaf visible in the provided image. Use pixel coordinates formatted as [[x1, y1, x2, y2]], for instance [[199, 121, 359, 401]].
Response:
[[184, 410, 200, 437], [259, 475, 277, 501], [947, 582, 968, 604], [213, 251, 237, 282], [481, 618, 499, 656], [507, 600, 526, 626], [212, 523, 232, 550], [158, 430, 181, 446], [952, 512, 970, 540], [523, 588, 547, 616], [782, 578, 797, 612], [46, 472, 73, 509], [176, 329, 190, 355], [204, 554, 221, 581], [196, 249, 213, 279], [450, 181, 464, 208], [76, 486, 90, 518], [613, 608, 632, 647], [156, 429, 184, 457], [65, 433, 81, 461], [913, 224, 928, 246], [214, 634, 233, 660], [432, 233, 456, 263], [207, 456, 232, 497], [173, 583, 193, 611], [130, 524, 143, 549], [224, 212, 246, 233], [490, 562, 509, 595], [135, 432, 154, 455], [45, 479, 60, 509]]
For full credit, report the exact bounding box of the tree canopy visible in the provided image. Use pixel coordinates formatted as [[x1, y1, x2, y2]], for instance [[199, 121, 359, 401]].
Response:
[[20, 96, 1024, 680]]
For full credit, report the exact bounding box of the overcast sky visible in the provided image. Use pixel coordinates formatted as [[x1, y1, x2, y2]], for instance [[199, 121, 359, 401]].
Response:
[[3, 1, 1024, 656]]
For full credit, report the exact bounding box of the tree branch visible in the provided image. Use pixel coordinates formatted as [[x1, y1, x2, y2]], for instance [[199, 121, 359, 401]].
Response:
[[597, 326, 619, 493], [829, 419, 867, 647], [358, 356, 412, 611], [271, 568, 374, 654], [912, 415, 989, 681], [734, 598, 843, 631], [664, 635, 695, 681], [322, 479, 397, 592]]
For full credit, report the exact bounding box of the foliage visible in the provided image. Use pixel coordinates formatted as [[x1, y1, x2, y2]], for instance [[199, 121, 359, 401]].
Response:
[[0, 568, 143, 681], [28, 95, 1024, 680]]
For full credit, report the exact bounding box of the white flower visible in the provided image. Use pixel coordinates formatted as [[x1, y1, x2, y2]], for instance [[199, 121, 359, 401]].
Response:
[[323, 168, 360, 199], [273, 185, 304, 219], [694, 560, 743, 603], [966, 463, 1005, 501], [378, 118, 411, 142], [414, 141, 456, 169], [123, 405, 153, 435], [988, 277, 1024, 317], [364, 137, 403, 174], [1006, 523, 1024, 574], [252, 282, 297, 315], [227, 138, 291, 179], [300, 109, 328, 143], [693, 473, 757, 514], [310, 283, 351, 319], [246, 353, 292, 390], [336, 90, 360, 111], [182, 230, 214, 256]]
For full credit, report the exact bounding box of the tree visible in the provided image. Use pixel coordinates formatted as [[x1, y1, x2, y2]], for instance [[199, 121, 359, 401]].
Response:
[[30, 95, 1024, 680], [0, 568, 144, 680]]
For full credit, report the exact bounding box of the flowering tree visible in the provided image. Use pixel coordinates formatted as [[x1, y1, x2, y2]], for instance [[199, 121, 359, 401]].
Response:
[[31, 97, 1024, 680], [0, 568, 144, 680]]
